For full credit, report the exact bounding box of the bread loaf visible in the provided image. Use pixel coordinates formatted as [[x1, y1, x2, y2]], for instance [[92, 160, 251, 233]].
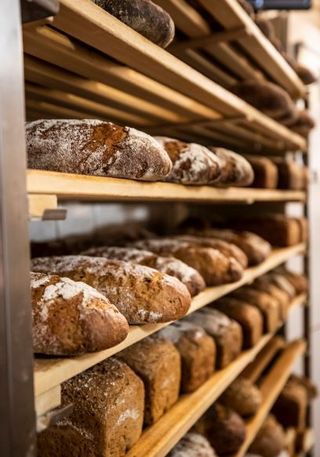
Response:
[[159, 321, 216, 393], [118, 336, 181, 425], [62, 358, 145, 457], [231, 80, 296, 120], [186, 308, 243, 368], [231, 287, 280, 332], [246, 156, 278, 189], [131, 238, 244, 285], [273, 158, 305, 190], [31, 256, 191, 324], [186, 228, 271, 265], [263, 273, 296, 299], [37, 423, 96, 457], [196, 403, 246, 455], [167, 432, 217, 457], [82, 246, 205, 296], [248, 415, 286, 457], [31, 272, 129, 355], [213, 297, 263, 348], [173, 234, 248, 268], [275, 269, 308, 294], [272, 379, 308, 428], [93, 0, 175, 48], [289, 373, 318, 400], [291, 110, 315, 137], [154, 137, 222, 185], [252, 277, 290, 321], [26, 120, 172, 181], [220, 377, 262, 417], [210, 148, 254, 187]]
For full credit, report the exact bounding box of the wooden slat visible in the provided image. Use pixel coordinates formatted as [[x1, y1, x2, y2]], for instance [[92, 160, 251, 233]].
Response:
[[26, 170, 306, 204], [33, 244, 306, 397], [28, 194, 58, 219], [35, 386, 61, 417], [234, 339, 307, 457]]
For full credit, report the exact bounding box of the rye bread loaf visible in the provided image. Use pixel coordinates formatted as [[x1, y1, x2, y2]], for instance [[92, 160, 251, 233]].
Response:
[[82, 246, 205, 296], [263, 273, 296, 299], [252, 277, 291, 320], [248, 415, 286, 457], [213, 297, 263, 348], [231, 80, 296, 120], [173, 234, 248, 268], [31, 272, 129, 355], [246, 156, 278, 189], [231, 287, 280, 333], [37, 423, 97, 457], [118, 336, 181, 425], [273, 158, 305, 190], [196, 403, 246, 455], [186, 228, 271, 265], [289, 373, 318, 400], [186, 308, 243, 369], [131, 238, 244, 286], [210, 148, 254, 187], [167, 432, 217, 457], [31, 256, 191, 324], [154, 137, 222, 185], [62, 358, 145, 457], [220, 377, 262, 417], [291, 110, 315, 137], [274, 268, 308, 295], [159, 321, 216, 393], [26, 120, 172, 181], [272, 379, 308, 428], [92, 0, 175, 48]]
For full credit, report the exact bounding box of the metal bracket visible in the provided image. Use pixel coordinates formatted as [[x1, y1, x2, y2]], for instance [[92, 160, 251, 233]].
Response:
[[21, 0, 59, 24]]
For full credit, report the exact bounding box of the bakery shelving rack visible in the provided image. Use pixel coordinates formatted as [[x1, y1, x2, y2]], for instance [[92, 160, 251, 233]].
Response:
[[0, 0, 313, 456]]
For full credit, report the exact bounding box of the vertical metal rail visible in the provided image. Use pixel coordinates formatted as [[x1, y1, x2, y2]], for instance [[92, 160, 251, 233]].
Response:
[[0, 1, 36, 456]]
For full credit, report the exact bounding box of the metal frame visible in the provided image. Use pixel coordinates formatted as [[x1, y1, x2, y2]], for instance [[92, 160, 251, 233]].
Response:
[[0, 1, 36, 456]]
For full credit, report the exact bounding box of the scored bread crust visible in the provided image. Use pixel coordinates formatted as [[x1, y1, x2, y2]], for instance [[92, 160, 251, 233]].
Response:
[[31, 256, 191, 324]]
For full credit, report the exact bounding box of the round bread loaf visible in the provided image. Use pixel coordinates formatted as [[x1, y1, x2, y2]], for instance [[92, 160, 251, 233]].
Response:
[[167, 432, 217, 457], [248, 415, 285, 457], [211, 148, 254, 187], [31, 272, 129, 355], [26, 119, 172, 181], [31, 256, 191, 324], [220, 377, 262, 417]]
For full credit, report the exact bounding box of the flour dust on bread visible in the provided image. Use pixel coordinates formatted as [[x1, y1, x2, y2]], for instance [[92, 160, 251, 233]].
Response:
[[211, 148, 254, 187], [31, 272, 129, 355], [26, 119, 172, 181], [155, 136, 222, 185], [31, 256, 191, 324], [167, 432, 218, 457]]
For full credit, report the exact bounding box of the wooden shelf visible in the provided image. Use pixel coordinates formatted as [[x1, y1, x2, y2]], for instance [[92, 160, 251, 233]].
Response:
[[27, 170, 306, 204], [234, 339, 307, 457], [22, 0, 307, 153], [34, 244, 306, 401]]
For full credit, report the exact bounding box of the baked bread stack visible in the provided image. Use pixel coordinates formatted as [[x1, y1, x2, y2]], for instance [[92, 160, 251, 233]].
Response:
[[31, 272, 129, 355], [167, 432, 217, 457], [220, 377, 262, 417], [159, 321, 216, 393], [186, 308, 243, 369], [248, 415, 286, 457], [82, 246, 206, 296], [118, 336, 181, 425], [31, 256, 191, 324]]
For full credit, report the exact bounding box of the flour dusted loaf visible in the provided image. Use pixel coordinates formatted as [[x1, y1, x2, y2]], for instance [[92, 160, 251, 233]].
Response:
[[155, 137, 222, 185], [173, 234, 248, 268], [248, 415, 285, 457], [186, 308, 243, 368], [92, 0, 175, 48], [132, 238, 244, 285], [37, 423, 96, 457], [82, 246, 205, 296], [246, 156, 278, 189], [231, 287, 280, 332], [213, 297, 263, 348], [26, 120, 172, 181], [31, 256, 191, 324], [167, 432, 217, 457], [186, 228, 271, 265], [61, 358, 144, 457], [210, 148, 254, 187], [31, 272, 129, 355], [118, 336, 181, 425], [196, 403, 246, 455], [272, 378, 308, 428], [159, 321, 216, 393], [220, 377, 262, 417]]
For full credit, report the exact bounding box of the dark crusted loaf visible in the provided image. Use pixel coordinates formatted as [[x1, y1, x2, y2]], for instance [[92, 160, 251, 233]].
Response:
[[26, 119, 172, 181], [220, 377, 262, 417]]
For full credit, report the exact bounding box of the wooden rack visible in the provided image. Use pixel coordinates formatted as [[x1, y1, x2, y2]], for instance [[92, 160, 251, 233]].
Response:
[[27, 170, 306, 205], [126, 338, 306, 457], [22, 0, 307, 154], [34, 244, 306, 405]]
